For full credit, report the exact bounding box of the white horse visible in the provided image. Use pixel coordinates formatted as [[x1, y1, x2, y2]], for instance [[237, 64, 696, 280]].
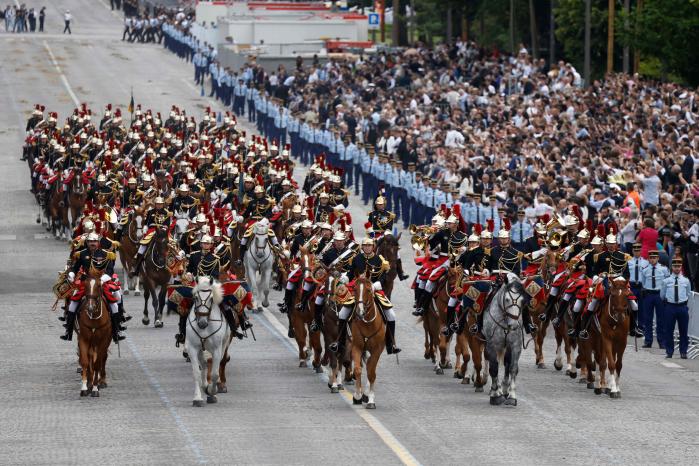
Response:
[[172, 210, 190, 243], [186, 277, 231, 407], [242, 219, 274, 313]]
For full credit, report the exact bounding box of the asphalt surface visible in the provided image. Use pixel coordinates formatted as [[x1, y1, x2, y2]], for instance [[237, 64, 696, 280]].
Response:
[[1, 2, 698, 465]]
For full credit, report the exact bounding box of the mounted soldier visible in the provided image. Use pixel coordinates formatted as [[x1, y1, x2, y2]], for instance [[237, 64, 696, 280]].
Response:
[[131, 196, 172, 276]]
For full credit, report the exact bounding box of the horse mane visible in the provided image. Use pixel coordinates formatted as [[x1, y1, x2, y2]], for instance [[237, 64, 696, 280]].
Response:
[[193, 277, 224, 305]]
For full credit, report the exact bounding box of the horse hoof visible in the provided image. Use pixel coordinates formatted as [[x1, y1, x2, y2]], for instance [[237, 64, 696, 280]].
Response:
[[262, 301, 269, 308], [610, 392, 620, 399], [80, 390, 89, 397], [490, 395, 506, 406], [330, 387, 339, 394], [154, 320, 163, 328], [192, 400, 205, 407], [594, 388, 602, 395], [352, 397, 362, 405], [453, 371, 463, 379], [338, 384, 344, 390], [91, 390, 100, 398], [586, 382, 595, 389], [431, 356, 436, 364], [537, 363, 547, 369], [361, 394, 369, 403], [343, 379, 354, 386], [217, 384, 228, 394], [554, 361, 563, 371], [423, 353, 430, 360], [142, 317, 150, 326], [123, 290, 129, 295], [314, 366, 323, 374], [299, 360, 307, 368], [475, 386, 484, 393], [603, 388, 611, 395], [365, 403, 376, 410], [568, 371, 578, 379], [135, 291, 141, 296], [446, 362, 453, 369], [207, 395, 217, 404], [98, 383, 107, 389], [76, 367, 82, 374], [435, 367, 444, 375], [504, 398, 517, 407]]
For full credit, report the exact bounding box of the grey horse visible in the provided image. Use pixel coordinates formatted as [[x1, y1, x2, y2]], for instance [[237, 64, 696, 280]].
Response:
[[483, 273, 526, 407]]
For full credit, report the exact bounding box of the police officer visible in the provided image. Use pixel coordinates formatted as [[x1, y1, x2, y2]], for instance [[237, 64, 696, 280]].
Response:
[[641, 250, 669, 349], [511, 210, 533, 251], [661, 257, 691, 359], [628, 242, 648, 337]]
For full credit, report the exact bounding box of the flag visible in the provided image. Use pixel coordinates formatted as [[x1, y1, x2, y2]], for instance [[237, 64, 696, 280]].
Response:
[[128, 89, 134, 114]]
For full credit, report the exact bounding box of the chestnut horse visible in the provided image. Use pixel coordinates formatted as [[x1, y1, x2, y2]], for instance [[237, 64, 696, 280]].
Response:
[[290, 248, 323, 370], [118, 211, 142, 296], [323, 279, 354, 393], [350, 275, 386, 409], [600, 278, 630, 398], [532, 249, 574, 374], [76, 275, 112, 397], [68, 170, 88, 229], [140, 227, 171, 328]]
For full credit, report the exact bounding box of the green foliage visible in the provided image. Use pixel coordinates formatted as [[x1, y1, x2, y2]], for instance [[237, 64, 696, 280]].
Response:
[[553, 0, 609, 79], [617, 0, 699, 85]]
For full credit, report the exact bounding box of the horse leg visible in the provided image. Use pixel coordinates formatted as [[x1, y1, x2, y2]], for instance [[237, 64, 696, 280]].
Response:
[[504, 345, 521, 406], [554, 334, 563, 371], [293, 314, 308, 367], [502, 348, 512, 397], [365, 348, 380, 409], [561, 327, 576, 378], [154, 286, 166, 327], [535, 324, 547, 369], [469, 338, 484, 391], [98, 348, 108, 389], [244, 262, 260, 312], [260, 263, 271, 309], [488, 349, 505, 405], [134, 274, 141, 296], [436, 334, 448, 375], [422, 321, 430, 360], [206, 345, 222, 404], [351, 342, 364, 404], [310, 327, 323, 374], [142, 283, 151, 326], [218, 347, 230, 393], [78, 338, 89, 396], [185, 340, 205, 406], [90, 345, 100, 397]]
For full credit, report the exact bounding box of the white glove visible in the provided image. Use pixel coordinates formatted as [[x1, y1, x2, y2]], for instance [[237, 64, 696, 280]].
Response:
[[68, 272, 75, 282], [339, 273, 349, 284], [235, 215, 243, 223], [372, 282, 383, 291], [100, 275, 111, 284]]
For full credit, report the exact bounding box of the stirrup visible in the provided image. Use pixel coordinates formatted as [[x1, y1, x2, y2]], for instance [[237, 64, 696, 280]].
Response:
[[567, 328, 576, 337], [329, 341, 340, 353], [310, 320, 320, 332], [412, 307, 424, 316], [538, 313, 547, 322], [578, 330, 589, 340], [278, 302, 288, 313], [441, 326, 452, 337], [391, 346, 401, 354], [551, 317, 560, 327], [469, 323, 479, 335]]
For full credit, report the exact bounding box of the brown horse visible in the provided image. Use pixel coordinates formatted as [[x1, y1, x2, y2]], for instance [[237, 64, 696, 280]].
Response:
[[323, 280, 354, 393], [531, 250, 574, 373], [599, 278, 630, 398], [48, 182, 69, 240], [290, 249, 323, 370], [377, 233, 401, 299], [431, 267, 461, 375], [118, 211, 142, 296], [228, 222, 246, 279], [68, 170, 88, 229], [76, 275, 112, 397], [350, 275, 386, 409], [140, 227, 171, 328]]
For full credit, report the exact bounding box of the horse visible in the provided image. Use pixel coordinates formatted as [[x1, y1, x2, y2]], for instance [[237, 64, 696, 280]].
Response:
[[430, 266, 461, 375], [376, 233, 401, 299], [531, 249, 574, 374], [323, 278, 354, 392], [350, 275, 386, 409], [172, 209, 190, 243], [600, 278, 631, 398], [482, 274, 526, 406], [140, 227, 171, 327], [242, 219, 274, 313], [48, 181, 69, 240], [118, 211, 142, 296], [76, 275, 112, 397], [185, 277, 231, 406], [227, 222, 246, 279], [289, 249, 323, 370], [68, 170, 88, 229]]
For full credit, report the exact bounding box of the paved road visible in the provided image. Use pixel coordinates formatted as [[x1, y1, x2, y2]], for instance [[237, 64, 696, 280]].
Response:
[[1, 3, 698, 465]]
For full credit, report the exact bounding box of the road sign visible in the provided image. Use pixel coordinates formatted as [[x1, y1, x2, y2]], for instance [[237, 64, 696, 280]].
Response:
[[368, 13, 380, 30]]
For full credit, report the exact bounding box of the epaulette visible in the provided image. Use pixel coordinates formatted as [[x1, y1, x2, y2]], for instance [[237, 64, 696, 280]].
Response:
[[624, 253, 632, 261], [267, 230, 276, 237], [106, 251, 117, 261], [72, 251, 81, 261], [379, 255, 390, 272]]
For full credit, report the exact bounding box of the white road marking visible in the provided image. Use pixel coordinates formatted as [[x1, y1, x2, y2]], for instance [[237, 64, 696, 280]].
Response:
[[124, 337, 208, 465], [34, 233, 52, 240], [0, 234, 17, 241], [42, 41, 81, 107], [662, 362, 683, 369], [254, 311, 423, 466]]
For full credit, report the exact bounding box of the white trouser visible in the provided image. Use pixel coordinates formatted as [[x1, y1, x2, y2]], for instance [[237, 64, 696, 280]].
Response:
[[573, 299, 584, 313], [562, 292, 573, 302], [587, 298, 598, 312], [137, 244, 147, 255], [416, 278, 426, 290], [286, 267, 301, 290], [339, 305, 352, 320], [448, 296, 459, 307], [549, 286, 559, 297], [628, 299, 638, 311]]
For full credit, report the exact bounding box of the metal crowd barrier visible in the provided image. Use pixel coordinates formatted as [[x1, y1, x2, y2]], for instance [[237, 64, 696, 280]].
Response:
[[682, 292, 699, 359]]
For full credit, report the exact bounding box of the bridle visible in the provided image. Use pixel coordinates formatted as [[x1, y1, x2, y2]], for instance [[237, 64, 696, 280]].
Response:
[[355, 278, 378, 324], [84, 278, 104, 321], [248, 225, 272, 265], [188, 286, 224, 345], [488, 281, 523, 335]]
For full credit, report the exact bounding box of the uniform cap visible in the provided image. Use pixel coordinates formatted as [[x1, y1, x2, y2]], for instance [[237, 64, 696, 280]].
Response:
[[142, 174, 152, 182], [648, 250, 659, 258], [97, 174, 107, 182], [446, 215, 458, 224], [154, 196, 165, 204], [178, 184, 189, 192], [292, 205, 303, 214], [281, 179, 291, 187], [200, 235, 213, 244], [301, 220, 313, 228], [671, 257, 683, 265], [254, 185, 264, 194], [196, 213, 207, 223], [319, 192, 329, 199], [319, 222, 332, 230], [361, 237, 375, 246], [333, 231, 347, 241], [497, 229, 510, 239], [83, 219, 95, 232], [128, 177, 137, 184], [86, 232, 100, 242], [605, 233, 617, 244], [375, 196, 386, 205], [468, 233, 480, 242]]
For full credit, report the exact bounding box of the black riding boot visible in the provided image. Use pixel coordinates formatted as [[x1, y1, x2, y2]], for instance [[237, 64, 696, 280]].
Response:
[[578, 312, 594, 340], [522, 305, 538, 334], [278, 288, 294, 314], [60, 311, 76, 341], [113, 227, 123, 242], [118, 301, 132, 322], [110, 313, 126, 343], [629, 309, 643, 337], [296, 288, 312, 311], [310, 303, 323, 332], [176, 314, 187, 346], [385, 320, 401, 354], [470, 310, 485, 339], [442, 304, 457, 336], [221, 304, 244, 339], [396, 258, 409, 281], [552, 299, 570, 328], [412, 288, 429, 316], [130, 253, 144, 278], [539, 298, 556, 323], [329, 319, 348, 353]]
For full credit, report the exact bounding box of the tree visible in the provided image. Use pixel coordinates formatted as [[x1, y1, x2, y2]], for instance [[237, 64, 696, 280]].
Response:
[[617, 0, 699, 85], [554, 0, 609, 80]]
